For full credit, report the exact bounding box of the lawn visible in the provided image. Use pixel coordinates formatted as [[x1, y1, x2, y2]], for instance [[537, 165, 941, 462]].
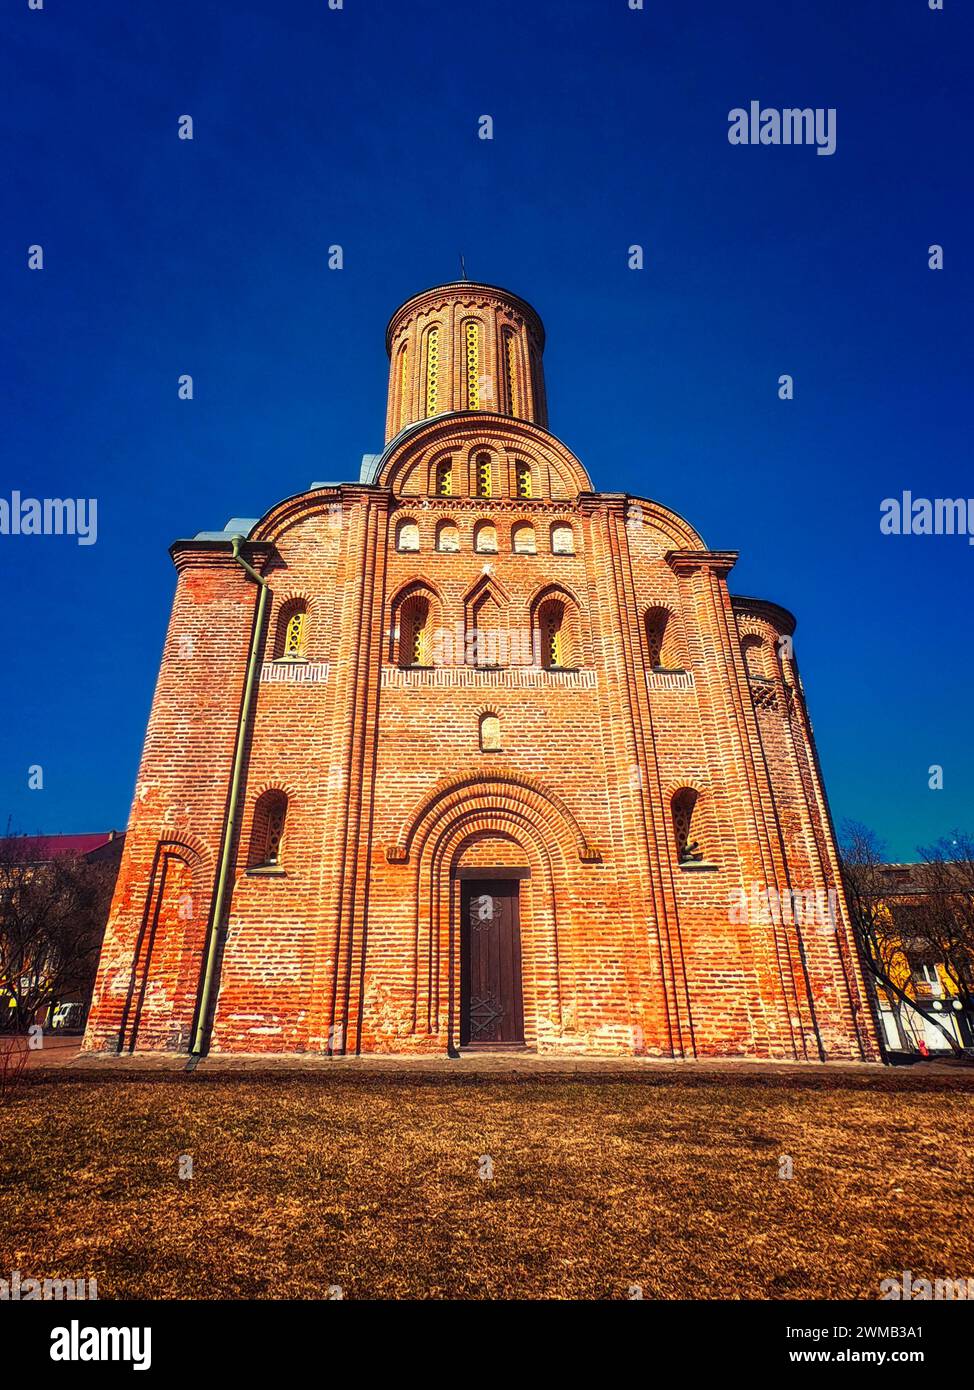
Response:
[[2, 1070, 973, 1299]]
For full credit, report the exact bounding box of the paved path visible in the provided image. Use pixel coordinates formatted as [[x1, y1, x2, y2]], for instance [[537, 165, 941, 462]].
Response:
[[18, 1038, 969, 1081]]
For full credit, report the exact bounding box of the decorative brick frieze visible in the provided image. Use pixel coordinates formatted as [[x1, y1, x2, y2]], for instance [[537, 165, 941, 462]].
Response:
[[380, 666, 597, 689], [647, 669, 695, 692], [261, 661, 331, 684]]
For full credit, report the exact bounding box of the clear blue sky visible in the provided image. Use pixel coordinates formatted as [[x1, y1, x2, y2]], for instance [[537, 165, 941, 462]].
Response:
[[2, 0, 971, 858]]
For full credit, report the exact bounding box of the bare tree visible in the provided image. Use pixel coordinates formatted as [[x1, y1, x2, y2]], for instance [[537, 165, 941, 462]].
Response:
[[0, 833, 112, 1035], [839, 821, 964, 1054], [912, 833, 974, 1016]]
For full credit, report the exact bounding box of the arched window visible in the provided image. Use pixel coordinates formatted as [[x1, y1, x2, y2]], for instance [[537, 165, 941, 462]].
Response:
[[425, 326, 440, 417], [465, 321, 481, 409], [512, 522, 536, 554], [535, 594, 578, 670], [436, 520, 460, 553], [515, 461, 533, 498], [480, 712, 501, 752], [645, 607, 685, 671], [249, 790, 288, 870], [469, 587, 505, 667], [396, 344, 409, 432], [396, 518, 420, 552], [531, 348, 546, 424], [474, 521, 498, 554], [504, 329, 521, 417], [671, 789, 703, 864], [551, 523, 574, 555], [475, 452, 492, 498], [741, 635, 771, 679], [274, 601, 308, 660], [398, 593, 432, 668], [434, 459, 452, 497]]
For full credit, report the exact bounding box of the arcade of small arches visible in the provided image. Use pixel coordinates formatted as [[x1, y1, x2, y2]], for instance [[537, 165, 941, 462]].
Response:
[[378, 427, 590, 502], [394, 448, 557, 501], [395, 515, 576, 556], [389, 580, 582, 673], [424, 452, 537, 499]]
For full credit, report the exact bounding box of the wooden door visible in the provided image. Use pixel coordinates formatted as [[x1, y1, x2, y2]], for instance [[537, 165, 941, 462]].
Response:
[[460, 879, 525, 1049]]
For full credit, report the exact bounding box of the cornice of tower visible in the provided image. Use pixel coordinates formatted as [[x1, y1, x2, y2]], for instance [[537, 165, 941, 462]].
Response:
[[730, 595, 798, 634], [385, 281, 546, 356]]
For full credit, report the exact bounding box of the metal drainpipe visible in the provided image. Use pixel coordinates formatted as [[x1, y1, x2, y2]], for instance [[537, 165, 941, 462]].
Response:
[[189, 535, 269, 1059]]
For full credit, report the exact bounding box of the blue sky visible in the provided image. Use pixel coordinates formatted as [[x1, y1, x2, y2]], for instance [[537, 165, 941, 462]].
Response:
[[2, 0, 971, 858]]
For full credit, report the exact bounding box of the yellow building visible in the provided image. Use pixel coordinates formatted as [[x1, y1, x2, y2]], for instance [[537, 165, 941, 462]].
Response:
[[873, 863, 972, 1053]]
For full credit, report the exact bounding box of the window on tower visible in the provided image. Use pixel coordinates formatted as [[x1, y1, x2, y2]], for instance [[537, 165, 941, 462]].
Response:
[[465, 320, 481, 409], [504, 329, 521, 417], [396, 343, 409, 432], [425, 326, 440, 417], [515, 461, 533, 498]]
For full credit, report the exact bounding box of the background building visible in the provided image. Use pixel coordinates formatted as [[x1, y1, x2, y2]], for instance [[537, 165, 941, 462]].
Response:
[[1, 830, 123, 1031], [869, 862, 973, 1054]]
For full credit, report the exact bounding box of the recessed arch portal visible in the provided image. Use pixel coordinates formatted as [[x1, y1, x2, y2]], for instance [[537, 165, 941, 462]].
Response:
[[388, 773, 598, 1047]]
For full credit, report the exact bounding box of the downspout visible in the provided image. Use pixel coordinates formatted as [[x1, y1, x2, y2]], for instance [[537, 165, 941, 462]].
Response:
[[188, 535, 269, 1059]]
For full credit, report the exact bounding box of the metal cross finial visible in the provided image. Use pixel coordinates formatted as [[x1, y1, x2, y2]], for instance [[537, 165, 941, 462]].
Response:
[[459, 253, 468, 281]]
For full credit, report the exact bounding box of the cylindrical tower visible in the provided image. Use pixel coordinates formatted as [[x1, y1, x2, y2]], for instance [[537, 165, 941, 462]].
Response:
[[384, 281, 548, 443]]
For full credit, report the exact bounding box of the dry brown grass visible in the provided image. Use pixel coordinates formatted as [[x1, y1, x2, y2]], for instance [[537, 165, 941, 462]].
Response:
[[2, 1070, 973, 1300]]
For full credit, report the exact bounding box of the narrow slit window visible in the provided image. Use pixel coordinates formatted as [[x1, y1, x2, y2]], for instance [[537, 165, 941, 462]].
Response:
[[645, 608, 684, 670], [672, 789, 703, 864], [539, 599, 565, 669], [465, 321, 481, 409], [505, 330, 521, 417], [249, 791, 288, 870], [399, 595, 432, 668], [283, 611, 306, 658], [275, 602, 308, 660], [425, 327, 440, 417], [475, 453, 492, 498], [397, 344, 409, 432], [435, 460, 452, 497]]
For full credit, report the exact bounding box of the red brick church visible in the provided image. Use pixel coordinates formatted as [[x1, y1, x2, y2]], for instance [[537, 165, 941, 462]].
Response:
[[85, 280, 878, 1060]]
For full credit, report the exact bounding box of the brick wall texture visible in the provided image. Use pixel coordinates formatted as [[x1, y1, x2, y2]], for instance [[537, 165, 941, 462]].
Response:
[[84, 282, 878, 1060]]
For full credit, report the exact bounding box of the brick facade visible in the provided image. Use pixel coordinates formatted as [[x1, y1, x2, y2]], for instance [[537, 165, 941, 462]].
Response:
[[84, 281, 878, 1060]]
